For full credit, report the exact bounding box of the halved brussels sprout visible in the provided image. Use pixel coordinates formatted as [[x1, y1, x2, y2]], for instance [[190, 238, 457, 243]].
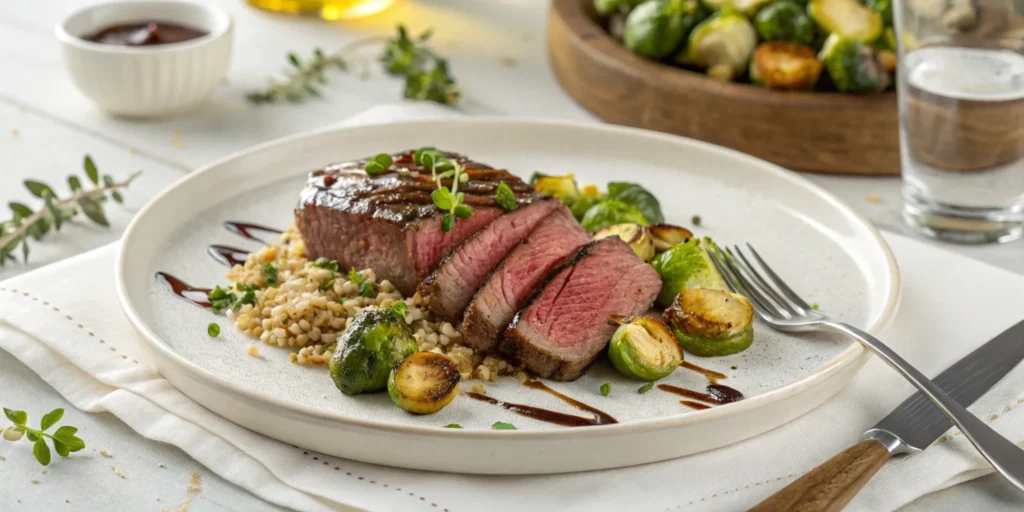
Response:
[[649, 223, 693, 252], [701, 0, 774, 16], [581, 200, 650, 232], [750, 41, 823, 90], [624, 0, 691, 60], [664, 288, 754, 357], [686, 12, 758, 81], [387, 352, 461, 414], [593, 223, 656, 262], [532, 174, 581, 204], [608, 316, 683, 380], [818, 34, 890, 93], [607, 182, 665, 224], [649, 237, 727, 307], [329, 308, 418, 396], [807, 0, 883, 43], [754, 1, 815, 45]]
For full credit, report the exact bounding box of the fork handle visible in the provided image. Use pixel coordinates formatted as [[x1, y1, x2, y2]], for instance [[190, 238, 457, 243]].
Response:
[[828, 322, 1024, 493], [749, 439, 890, 512]]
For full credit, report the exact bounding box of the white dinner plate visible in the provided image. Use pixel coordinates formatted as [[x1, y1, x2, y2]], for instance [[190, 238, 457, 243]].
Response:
[[116, 118, 900, 474]]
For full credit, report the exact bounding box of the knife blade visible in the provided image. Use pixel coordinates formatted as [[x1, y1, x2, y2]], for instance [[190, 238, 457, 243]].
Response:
[[750, 317, 1024, 512]]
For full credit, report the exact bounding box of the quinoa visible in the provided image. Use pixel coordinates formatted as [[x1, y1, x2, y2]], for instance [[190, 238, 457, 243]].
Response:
[[223, 225, 516, 381]]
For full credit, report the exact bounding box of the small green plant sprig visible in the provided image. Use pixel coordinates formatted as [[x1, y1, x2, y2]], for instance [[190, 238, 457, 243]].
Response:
[[3, 407, 86, 466], [412, 147, 473, 232], [0, 156, 141, 266], [247, 25, 459, 106]]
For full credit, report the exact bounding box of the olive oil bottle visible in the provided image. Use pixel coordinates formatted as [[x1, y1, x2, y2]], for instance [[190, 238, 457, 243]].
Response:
[[245, 0, 395, 20]]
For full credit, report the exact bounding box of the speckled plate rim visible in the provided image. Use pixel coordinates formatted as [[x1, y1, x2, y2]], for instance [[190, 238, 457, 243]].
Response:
[[116, 117, 900, 443]]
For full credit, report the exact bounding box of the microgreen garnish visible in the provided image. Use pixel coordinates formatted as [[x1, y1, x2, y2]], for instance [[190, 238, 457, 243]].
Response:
[[413, 147, 473, 232], [312, 257, 340, 273], [0, 156, 140, 266], [491, 421, 517, 430], [495, 181, 517, 212], [392, 301, 408, 318], [208, 285, 237, 314], [208, 323, 220, 337], [348, 268, 364, 284], [3, 408, 86, 466], [360, 281, 374, 297], [320, 279, 335, 291], [248, 25, 459, 106], [638, 382, 655, 394], [600, 383, 611, 396], [263, 263, 279, 286], [364, 153, 394, 176], [443, 423, 462, 429]]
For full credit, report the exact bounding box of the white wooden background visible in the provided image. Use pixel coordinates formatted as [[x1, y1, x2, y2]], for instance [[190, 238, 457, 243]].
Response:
[[0, 0, 1022, 510]]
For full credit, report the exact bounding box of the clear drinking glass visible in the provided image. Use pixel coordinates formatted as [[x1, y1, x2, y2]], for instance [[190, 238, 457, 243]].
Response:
[[896, 0, 1024, 243]]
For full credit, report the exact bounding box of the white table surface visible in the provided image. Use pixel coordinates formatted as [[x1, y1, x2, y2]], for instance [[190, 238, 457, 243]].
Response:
[[1, 0, 1022, 510]]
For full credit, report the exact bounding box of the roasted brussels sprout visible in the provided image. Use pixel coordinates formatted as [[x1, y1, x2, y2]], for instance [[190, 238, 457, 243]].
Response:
[[818, 34, 890, 93], [807, 0, 883, 43], [329, 308, 418, 396], [753, 1, 815, 45], [595, 0, 647, 16], [608, 316, 683, 380], [624, 0, 690, 60], [664, 288, 754, 357], [532, 174, 581, 204], [686, 12, 758, 81], [607, 182, 665, 224], [649, 223, 693, 252], [862, 0, 892, 25], [581, 200, 650, 232], [650, 237, 727, 307], [750, 41, 823, 90], [387, 352, 461, 414], [701, 0, 774, 16], [593, 223, 656, 261]]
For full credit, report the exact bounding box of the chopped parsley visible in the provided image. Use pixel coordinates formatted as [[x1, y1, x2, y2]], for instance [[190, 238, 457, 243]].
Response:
[[320, 279, 335, 291], [263, 263, 278, 286], [312, 257, 340, 273], [600, 383, 611, 397], [392, 301, 408, 318], [443, 423, 462, 429], [207, 323, 220, 337], [208, 286, 237, 314], [638, 382, 655, 394], [491, 422, 516, 430]]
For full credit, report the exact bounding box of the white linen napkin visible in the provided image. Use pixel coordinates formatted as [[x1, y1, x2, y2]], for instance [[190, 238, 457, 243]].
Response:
[[2, 104, 1024, 512]]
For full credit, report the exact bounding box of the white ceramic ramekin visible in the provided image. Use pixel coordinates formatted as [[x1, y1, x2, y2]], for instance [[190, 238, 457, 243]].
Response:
[[56, 1, 233, 118]]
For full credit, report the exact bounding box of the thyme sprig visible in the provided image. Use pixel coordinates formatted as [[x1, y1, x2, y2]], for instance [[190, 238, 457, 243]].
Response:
[[248, 25, 459, 106], [3, 407, 86, 466], [0, 156, 140, 266]]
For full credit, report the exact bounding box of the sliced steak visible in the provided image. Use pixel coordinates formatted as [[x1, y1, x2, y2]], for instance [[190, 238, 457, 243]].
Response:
[[294, 150, 539, 295], [419, 197, 561, 322], [460, 206, 590, 352], [500, 237, 662, 381]]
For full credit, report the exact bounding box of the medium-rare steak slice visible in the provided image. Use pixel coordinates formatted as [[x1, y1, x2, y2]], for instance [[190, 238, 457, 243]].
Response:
[[500, 237, 662, 381], [419, 197, 561, 322], [294, 150, 539, 296], [460, 206, 590, 352]]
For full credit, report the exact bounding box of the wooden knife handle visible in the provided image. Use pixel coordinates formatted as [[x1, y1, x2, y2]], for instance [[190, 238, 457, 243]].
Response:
[[749, 439, 892, 512]]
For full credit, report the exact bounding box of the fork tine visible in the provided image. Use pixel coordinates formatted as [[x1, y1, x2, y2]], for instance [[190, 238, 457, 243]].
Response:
[[706, 246, 784, 320], [745, 244, 813, 310], [731, 246, 804, 315]]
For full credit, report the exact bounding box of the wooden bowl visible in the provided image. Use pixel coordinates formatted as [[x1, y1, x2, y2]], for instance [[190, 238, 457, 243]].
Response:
[[548, 0, 901, 175]]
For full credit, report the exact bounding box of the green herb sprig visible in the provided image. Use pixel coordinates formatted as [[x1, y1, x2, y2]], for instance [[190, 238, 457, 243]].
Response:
[[0, 156, 140, 266], [413, 147, 474, 233], [347, 267, 374, 297], [248, 25, 459, 106], [3, 408, 86, 466]]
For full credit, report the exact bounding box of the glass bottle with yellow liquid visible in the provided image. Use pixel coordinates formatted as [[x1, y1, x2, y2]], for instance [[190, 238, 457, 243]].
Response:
[[246, 0, 395, 20]]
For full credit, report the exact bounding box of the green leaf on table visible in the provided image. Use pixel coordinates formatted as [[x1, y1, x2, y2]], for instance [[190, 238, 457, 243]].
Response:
[[24, 180, 54, 199], [67, 175, 82, 192], [52, 425, 85, 452], [4, 408, 27, 425], [102, 175, 115, 188], [84, 155, 99, 185], [45, 197, 63, 231], [78, 198, 109, 227], [9, 202, 32, 219], [52, 439, 70, 457], [40, 408, 64, 431], [33, 438, 51, 466], [111, 191, 124, 204], [27, 431, 39, 442]]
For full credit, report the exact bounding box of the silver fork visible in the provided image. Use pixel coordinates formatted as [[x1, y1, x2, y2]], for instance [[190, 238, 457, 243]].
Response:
[[706, 243, 1024, 493]]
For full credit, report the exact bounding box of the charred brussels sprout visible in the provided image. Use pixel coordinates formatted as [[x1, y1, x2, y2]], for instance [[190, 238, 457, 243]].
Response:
[[329, 308, 418, 396], [593, 224, 656, 262], [624, 0, 690, 60], [581, 200, 650, 232], [807, 0, 883, 42], [687, 12, 758, 81], [819, 34, 890, 92], [607, 182, 664, 224], [608, 316, 683, 380], [664, 288, 754, 357], [650, 237, 727, 307], [750, 41, 823, 90], [531, 174, 581, 204], [649, 223, 694, 252], [388, 352, 461, 414], [701, 0, 774, 16], [754, 1, 815, 45]]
